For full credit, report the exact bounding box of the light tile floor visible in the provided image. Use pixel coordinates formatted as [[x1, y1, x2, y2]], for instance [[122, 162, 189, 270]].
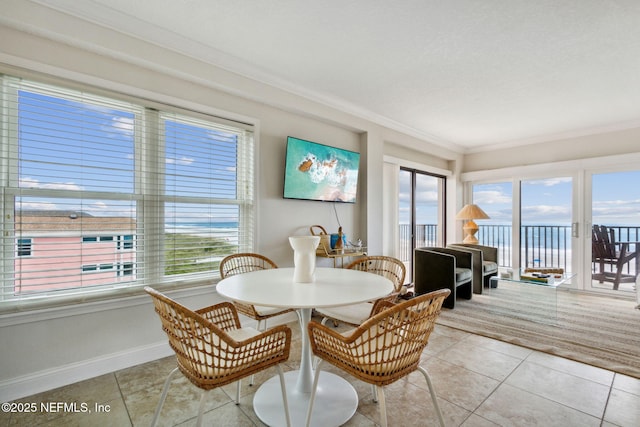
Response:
[[3, 317, 640, 427]]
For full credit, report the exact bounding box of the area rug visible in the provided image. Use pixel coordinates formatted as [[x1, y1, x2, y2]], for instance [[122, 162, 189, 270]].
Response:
[[436, 282, 640, 379]]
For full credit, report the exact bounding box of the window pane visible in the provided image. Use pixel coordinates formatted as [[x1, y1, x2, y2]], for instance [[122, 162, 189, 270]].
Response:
[[18, 89, 135, 193], [590, 170, 640, 292], [520, 178, 572, 272], [164, 116, 238, 199], [415, 173, 439, 247], [11, 197, 137, 295], [473, 182, 513, 267], [164, 203, 239, 275]]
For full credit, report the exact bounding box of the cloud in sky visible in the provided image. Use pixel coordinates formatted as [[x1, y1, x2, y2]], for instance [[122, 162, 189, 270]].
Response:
[[525, 177, 572, 187], [20, 177, 82, 191], [109, 116, 134, 136], [474, 189, 511, 205], [166, 156, 195, 165]]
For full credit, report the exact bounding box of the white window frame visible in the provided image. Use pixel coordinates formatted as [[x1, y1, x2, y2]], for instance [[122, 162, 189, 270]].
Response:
[[0, 74, 256, 305]]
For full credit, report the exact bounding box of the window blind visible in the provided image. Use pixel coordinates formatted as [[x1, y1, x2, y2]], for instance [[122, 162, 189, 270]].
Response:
[[0, 74, 255, 302]]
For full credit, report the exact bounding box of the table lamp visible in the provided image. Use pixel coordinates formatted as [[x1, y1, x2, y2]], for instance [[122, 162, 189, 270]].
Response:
[[456, 204, 489, 244]]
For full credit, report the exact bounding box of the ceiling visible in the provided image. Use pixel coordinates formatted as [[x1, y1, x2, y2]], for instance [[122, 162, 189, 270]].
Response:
[[29, 0, 640, 153]]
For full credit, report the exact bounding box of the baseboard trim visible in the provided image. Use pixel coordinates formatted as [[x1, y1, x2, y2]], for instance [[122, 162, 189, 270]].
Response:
[[0, 340, 173, 402]]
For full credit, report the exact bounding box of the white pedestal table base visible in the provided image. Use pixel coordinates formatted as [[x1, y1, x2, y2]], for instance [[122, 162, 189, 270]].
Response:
[[253, 370, 358, 427]]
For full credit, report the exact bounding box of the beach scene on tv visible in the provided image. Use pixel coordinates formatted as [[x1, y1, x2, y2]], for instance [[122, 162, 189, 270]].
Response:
[[284, 137, 360, 203]]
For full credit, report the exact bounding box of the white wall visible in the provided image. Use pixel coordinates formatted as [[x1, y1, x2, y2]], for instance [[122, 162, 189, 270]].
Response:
[[463, 126, 640, 173], [0, 7, 458, 401]]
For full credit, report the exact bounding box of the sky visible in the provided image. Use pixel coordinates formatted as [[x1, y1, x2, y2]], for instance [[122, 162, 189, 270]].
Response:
[[399, 172, 640, 227], [398, 170, 441, 225], [16, 88, 240, 224], [475, 173, 640, 226]]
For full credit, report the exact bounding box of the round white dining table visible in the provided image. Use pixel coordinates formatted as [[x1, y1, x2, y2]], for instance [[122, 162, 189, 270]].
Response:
[[216, 267, 394, 427]]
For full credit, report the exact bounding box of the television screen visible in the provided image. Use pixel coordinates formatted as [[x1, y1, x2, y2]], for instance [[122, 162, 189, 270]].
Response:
[[283, 136, 360, 203]]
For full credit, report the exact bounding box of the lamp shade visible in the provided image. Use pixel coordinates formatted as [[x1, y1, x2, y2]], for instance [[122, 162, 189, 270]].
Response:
[[456, 204, 489, 220]]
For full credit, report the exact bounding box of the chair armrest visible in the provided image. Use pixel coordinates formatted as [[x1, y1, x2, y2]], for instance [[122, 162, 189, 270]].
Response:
[[196, 301, 242, 331], [448, 245, 482, 293], [209, 324, 292, 374], [370, 298, 396, 317], [472, 244, 497, 263], [229, 324, 291, 349]]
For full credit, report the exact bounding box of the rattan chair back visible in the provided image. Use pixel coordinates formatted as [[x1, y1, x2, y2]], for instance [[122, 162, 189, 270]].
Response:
[[307, 289, 450, 427], [218, 253, 293, 322], [145, 286, 291, 390], [219, 252, 278, 278], [345, 255, 406, 293], [309, 288, 450, 386]]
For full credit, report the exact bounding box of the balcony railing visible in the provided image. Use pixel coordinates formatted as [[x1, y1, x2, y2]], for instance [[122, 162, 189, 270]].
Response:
[[398, 224, 438, 263], [400, 224, 640, 274]]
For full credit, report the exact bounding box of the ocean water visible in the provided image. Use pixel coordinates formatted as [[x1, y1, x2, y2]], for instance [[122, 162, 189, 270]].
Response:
[[165, 221, 239, 243]]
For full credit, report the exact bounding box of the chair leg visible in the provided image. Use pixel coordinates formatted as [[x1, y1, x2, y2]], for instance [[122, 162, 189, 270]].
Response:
[[195, 389, 207, 427], [372, 384, 378, 402], [276, 364, 292, 427], [305, 359, 324, 427], [376, 385, 387, 427], [235, 379, 241, 404], [417, 366, 446, 427], [150, 367, 180, 427]]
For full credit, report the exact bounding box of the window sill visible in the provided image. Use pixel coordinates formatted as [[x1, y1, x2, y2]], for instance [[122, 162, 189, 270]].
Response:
[[0, 278, 220, 327]]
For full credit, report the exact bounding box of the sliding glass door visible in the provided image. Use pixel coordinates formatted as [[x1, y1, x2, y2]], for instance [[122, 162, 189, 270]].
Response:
[[520, 177, 573, 273], [399, 168, 445, 283], [469, 165, 640, 297], [589, 169, 640, 294], [472, 182, 513, 268], [472, 177, 574, 274]]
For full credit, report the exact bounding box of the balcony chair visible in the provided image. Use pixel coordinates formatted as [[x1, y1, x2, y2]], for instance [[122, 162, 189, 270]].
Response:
[[448, 243, 498, 293], [414, 247, 473, 309], [219, 253, 294, 331], [592, 225, 639, 290], [315, 255, 406, 327], [144, 286, 292, 427], [306, 289, 450, 427]]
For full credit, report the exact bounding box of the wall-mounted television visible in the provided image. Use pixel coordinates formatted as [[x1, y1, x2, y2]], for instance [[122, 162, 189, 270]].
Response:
[[283, 136, 360, 203]]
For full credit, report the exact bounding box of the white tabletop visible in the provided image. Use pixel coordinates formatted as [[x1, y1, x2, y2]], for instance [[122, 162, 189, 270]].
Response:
[[216, 267, 394, 309]]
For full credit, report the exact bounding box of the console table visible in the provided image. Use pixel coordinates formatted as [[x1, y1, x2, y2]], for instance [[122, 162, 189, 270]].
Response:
[[489, 270, 576, 324]]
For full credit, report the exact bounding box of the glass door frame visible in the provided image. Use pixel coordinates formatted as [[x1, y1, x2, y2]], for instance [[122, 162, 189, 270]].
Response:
[[399, 166, 447, 284]]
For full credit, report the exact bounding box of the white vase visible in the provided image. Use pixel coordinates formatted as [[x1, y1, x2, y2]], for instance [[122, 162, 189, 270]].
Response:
[[289, 236, 320, 283]]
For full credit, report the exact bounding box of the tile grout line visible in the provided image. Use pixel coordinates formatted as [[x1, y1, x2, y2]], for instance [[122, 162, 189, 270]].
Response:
[[503, 353, 613, 423], [113, 370, 135, 427]]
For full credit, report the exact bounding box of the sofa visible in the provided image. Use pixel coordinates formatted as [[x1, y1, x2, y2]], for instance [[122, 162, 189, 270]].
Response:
[[414, 247, 473, 309]]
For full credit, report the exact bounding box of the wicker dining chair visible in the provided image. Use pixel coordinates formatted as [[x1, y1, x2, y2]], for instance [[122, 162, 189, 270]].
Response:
[[145, 286, 292, 427], [315, 255, 406, 327], [219, 253, 294, 330], [306, 289, 450, 427]]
